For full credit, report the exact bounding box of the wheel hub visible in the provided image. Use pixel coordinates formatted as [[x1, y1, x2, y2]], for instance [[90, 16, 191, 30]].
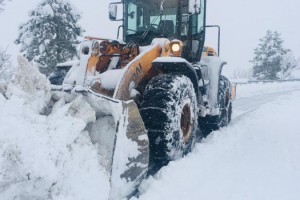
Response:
[[181, 104, 192, 143]]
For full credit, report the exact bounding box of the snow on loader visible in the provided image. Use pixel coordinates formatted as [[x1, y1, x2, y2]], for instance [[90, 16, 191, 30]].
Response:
[[51, 0, 233, 199]]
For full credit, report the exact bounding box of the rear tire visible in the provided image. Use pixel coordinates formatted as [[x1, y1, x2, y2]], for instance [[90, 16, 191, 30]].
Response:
[[140, 74, 198, 172], [199, 75, 232, 136]]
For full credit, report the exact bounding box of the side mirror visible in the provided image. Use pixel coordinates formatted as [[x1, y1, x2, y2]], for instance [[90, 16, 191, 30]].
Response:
[[109, 4, 118, 21]]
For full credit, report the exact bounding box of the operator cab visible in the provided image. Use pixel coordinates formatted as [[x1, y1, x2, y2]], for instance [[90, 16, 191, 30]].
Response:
[[111, 0, 206, 63]]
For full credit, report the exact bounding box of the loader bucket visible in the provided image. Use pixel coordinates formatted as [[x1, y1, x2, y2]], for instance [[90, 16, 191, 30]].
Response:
[[83, 88, 149, 200]]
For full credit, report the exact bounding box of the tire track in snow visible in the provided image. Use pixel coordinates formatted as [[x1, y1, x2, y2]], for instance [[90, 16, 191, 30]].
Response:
[[232, 88, 300, 123], [137, 90, 300, 200]]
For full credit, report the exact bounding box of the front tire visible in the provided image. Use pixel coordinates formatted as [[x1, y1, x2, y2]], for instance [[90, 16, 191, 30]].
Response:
[[140, 74, 198, 171]]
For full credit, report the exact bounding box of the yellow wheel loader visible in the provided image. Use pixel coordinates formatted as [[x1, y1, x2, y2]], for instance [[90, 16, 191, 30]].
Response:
[[51, 0, 233, 199]]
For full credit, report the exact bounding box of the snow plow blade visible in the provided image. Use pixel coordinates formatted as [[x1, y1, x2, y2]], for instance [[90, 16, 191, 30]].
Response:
[[82, 88, 149, 200]]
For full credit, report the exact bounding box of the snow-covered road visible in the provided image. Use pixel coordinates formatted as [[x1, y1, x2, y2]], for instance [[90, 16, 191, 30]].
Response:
[[1, 65, 300, 200], [136, 85, 300, 200], [234, 82, 300, 120]]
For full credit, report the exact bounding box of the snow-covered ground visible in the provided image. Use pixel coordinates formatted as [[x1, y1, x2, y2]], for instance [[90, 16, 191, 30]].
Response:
[[1, 60, 300, 199], [136, 87, 300, 200], [235, 81, 300, 98], [0, 58, 110, 200]]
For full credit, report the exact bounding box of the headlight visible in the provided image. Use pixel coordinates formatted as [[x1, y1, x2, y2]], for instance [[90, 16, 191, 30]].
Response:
[[171, 43, 181, 52], [170, 40, 183, 57]]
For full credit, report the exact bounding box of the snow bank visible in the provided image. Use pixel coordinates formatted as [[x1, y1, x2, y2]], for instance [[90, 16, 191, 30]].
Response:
[[0, 97, 109, 200], [6, 56, 51, 113], [56, 60, 79, 68], [89, 69, 124, 89], [236, 81, 300, 99], [0, 57, 110, 200], [137, 91, 300, 200]]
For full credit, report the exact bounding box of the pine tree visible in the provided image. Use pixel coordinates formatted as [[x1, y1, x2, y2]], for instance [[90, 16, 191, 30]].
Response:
[[251, 30, 289, 80], [15, 0, 83, 75]]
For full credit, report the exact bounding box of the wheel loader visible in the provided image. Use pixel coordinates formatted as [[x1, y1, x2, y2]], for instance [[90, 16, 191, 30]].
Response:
[[52, 0, 233, 199]]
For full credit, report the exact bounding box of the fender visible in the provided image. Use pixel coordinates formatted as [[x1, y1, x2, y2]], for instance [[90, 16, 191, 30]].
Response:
[[152, 57, 200, 100], [200, 56, 227, 111]]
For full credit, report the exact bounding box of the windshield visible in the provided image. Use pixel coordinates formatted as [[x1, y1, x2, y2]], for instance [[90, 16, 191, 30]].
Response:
[[124, 0, 190, 44], [124, 0, 205, 45]]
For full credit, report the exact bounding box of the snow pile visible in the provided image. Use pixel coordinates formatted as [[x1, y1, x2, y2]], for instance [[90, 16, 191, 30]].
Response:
[[0, 57, 110, 200], [137, 91, 300, 200], [235, 81, 300, 99], [56, 60, 80, 68], [6, 56, 51, 113], [88, 69, 124, 89]]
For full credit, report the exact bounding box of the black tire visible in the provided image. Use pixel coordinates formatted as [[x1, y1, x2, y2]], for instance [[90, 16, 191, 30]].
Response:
[[140, 74, 198, 170], [199, 75, 232, 136], [218, 75, 232, 126]]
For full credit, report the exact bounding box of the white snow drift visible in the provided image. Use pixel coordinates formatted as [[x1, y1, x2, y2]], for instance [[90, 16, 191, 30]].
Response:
[[136, 89, 300, 200], [0, 57, 110, 200], [0, 56, 300, 200]]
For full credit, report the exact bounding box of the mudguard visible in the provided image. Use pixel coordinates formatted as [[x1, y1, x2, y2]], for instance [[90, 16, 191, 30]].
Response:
[[152, 57, 200, 100]]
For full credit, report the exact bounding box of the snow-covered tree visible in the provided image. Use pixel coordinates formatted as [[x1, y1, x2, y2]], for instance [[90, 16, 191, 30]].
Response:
[[15, 0, 83, 75], [277, 52, 298, 79], [250, 30, 289, 80], [233, 68, 252, 79]]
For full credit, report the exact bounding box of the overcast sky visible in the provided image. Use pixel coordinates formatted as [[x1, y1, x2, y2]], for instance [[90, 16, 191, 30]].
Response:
[[0, 0, 299, 77]]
